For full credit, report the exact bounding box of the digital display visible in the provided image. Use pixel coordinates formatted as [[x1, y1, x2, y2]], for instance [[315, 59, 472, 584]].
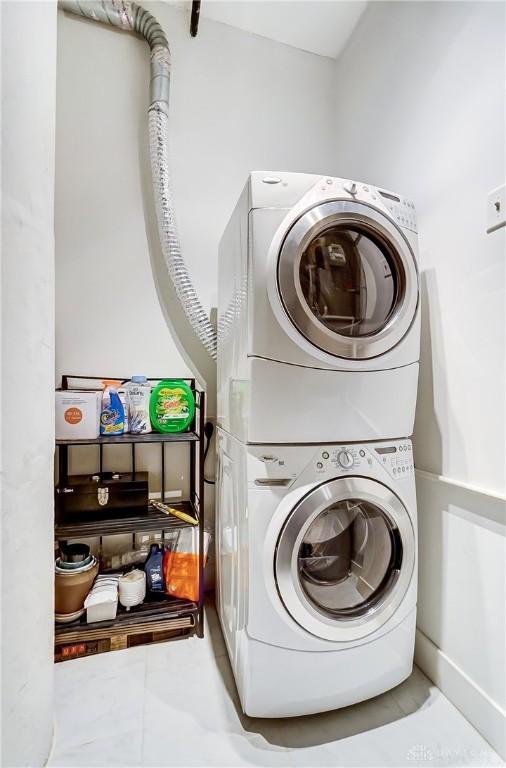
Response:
[[375, 446, 397, 454], [379, 190, 401, 203]]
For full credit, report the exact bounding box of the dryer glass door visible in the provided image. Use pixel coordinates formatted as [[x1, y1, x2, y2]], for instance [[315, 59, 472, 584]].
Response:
[[277, 201, 418, 359], [275, 477, 415, 642], [299, 229, 396, 338]]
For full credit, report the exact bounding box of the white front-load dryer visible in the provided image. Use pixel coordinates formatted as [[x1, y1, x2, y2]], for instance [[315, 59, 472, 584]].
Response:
[[216, 428, 418, 718], [217, 172, 420, 444]]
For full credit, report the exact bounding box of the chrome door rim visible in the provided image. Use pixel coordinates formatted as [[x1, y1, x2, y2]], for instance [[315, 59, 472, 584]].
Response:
[[275, 477, 415, 642], [277, 200, 419, 360]]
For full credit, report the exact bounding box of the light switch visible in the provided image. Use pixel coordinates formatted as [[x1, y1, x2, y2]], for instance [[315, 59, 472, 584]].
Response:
[[487, 184, 506, 233]]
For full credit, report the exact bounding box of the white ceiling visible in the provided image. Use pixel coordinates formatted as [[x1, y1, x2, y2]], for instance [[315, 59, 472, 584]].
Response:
[[192, 1, 368, 59]]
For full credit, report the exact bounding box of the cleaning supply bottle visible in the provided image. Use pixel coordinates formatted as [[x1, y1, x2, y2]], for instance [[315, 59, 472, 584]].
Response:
[[125, 376, 151, 434], [100, 386, 125, 435], [144, 543, 164, 592], [117, 388, 129, 433], [150, 379, 195, 433]]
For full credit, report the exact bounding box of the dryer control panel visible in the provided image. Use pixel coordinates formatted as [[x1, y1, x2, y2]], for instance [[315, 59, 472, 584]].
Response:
[[377, 189, 417, 233], [329, 178, 418, 233], [313, 440, 414, 480]]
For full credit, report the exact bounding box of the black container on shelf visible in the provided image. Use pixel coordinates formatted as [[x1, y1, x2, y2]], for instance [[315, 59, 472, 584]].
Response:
[[55, 471, 149, 521]]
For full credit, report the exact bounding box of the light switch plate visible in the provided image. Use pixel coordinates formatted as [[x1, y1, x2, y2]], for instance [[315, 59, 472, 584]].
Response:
[[487, 184, 506, 233]]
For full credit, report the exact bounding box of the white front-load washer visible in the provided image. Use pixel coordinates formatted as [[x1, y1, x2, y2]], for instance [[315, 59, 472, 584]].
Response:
[[216, 428, 417, 718], [217, 172, 420, 444]]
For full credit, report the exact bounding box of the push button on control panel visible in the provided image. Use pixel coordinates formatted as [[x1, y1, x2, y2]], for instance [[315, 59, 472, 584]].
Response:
[[381, 198, 417, 232], [374, 442, 414, 477]]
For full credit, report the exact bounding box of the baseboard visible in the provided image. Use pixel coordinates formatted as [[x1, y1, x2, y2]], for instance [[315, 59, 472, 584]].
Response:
[[415, 628, 506, 759]]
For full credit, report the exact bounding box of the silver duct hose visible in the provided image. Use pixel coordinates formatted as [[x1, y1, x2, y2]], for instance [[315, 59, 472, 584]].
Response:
[[59, 0, 218, 360]]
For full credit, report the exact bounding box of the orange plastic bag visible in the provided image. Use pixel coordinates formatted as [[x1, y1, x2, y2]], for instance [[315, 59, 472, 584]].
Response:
[[164, 529, 210, 602]]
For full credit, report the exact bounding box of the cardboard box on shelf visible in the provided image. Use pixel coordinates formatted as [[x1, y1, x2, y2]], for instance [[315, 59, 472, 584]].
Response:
[[55, 391, 102, 440]]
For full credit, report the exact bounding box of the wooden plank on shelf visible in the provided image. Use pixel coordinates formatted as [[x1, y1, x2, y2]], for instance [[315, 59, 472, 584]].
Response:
[[56, 615, 194, 644], [110, 635, 128, 652], [54, 618, 195, 662]]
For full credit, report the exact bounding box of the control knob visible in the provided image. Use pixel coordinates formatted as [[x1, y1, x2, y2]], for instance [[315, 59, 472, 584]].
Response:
[[338, 450, 354, 469]]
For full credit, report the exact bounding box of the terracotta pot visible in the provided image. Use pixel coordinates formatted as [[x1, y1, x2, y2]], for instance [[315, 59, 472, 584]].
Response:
[[55, 561, 99, 615]]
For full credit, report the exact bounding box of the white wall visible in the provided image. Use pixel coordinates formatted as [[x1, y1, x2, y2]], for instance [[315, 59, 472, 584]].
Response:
[[331, 1, 505, 756], [55, 1, 505, 755], [55, 2, 335, 381], [55, 3, 336, 574], [1, 2, 57, 765]]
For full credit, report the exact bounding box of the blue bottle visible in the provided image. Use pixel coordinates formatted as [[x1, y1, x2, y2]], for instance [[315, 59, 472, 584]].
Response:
[[144, 544, 164, 592], [100, 386, 125, 435]]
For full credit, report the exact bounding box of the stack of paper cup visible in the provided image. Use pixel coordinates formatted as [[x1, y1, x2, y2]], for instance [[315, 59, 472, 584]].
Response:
[[118, 569, 146, 609]]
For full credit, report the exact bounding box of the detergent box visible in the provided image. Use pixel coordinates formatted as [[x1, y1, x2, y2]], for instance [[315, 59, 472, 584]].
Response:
[[55, 391, 102, 440]]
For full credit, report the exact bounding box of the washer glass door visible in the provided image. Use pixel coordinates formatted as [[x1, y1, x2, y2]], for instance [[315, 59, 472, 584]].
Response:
[[275, 477, 415, 641], [299, 500, 399, 618], [277, 201, 418, 359]]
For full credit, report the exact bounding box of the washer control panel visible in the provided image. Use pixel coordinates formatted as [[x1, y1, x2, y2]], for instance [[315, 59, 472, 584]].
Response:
[[314, 440, 414, 480], [372, 441, 414, 478]]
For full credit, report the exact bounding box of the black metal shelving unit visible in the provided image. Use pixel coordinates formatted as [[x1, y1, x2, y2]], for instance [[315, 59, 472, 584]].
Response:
[[54, 376, 205, 662]]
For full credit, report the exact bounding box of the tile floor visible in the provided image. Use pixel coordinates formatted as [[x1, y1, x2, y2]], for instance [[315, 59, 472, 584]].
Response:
[[49, 599, 504, 767]]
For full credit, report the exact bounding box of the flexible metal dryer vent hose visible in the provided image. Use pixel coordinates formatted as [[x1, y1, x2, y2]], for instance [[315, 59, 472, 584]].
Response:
[[59, 0, 218, 360]]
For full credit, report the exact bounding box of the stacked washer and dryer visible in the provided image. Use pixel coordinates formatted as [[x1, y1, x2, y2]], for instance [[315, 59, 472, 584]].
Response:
[[216, 172, 420, 717]]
